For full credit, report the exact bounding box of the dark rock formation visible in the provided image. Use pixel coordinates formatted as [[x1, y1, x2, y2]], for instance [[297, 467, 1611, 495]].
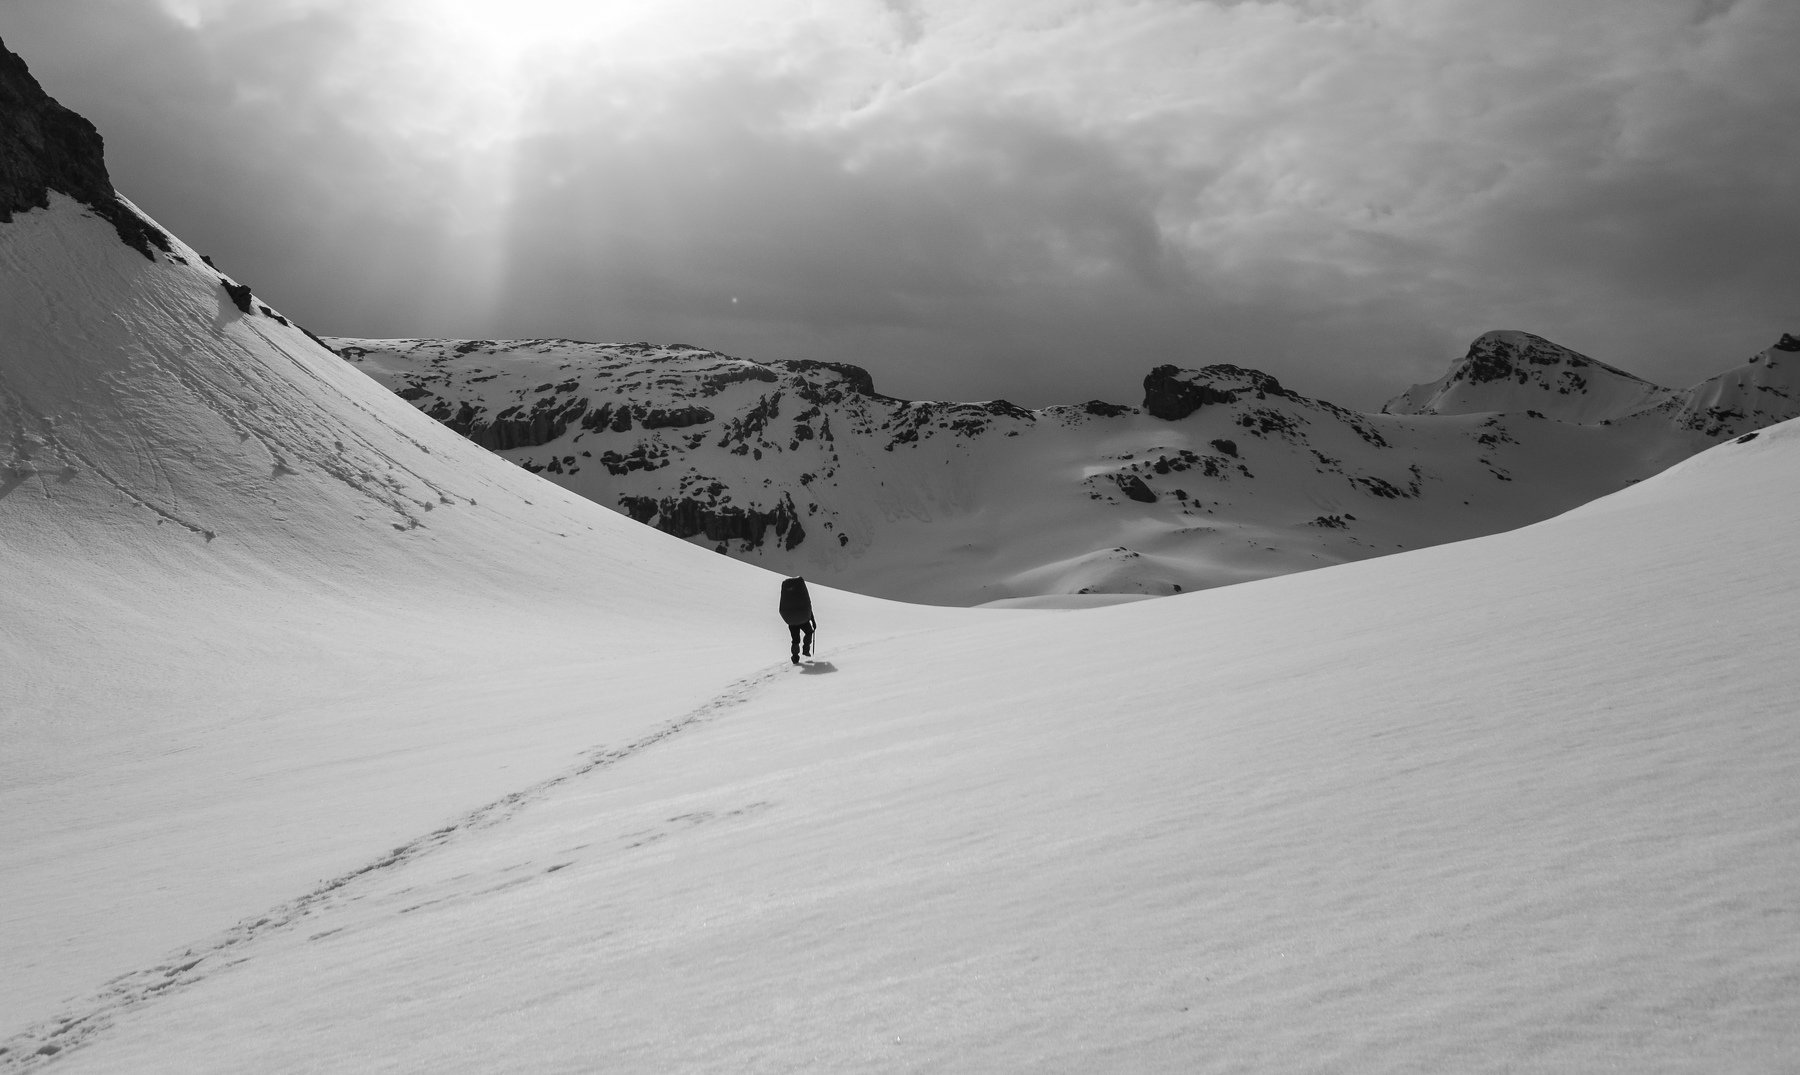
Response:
[[222, 280, 253, 313], [1143, 364, 1296, 421], [639, 405, 715, 429], [693, 363, 780, 396], [434, 392, 591, 450], [1116, 474, 1158, 503], [617, 491, 806, 551], [1083, 400, 1133, 418], [775, 359, 878, 398], [1450, 331, 1629, 387], [0, 38, 170, 259]]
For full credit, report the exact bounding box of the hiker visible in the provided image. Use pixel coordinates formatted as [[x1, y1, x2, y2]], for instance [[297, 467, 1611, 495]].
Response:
[[779, 576, 816, 665]]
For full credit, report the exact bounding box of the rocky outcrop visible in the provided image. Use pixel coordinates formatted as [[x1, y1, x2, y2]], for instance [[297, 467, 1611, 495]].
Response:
[[428, 392, 591, 451], [775, 359, 878, 399], [1143, 364, 1297, 421], [0, 39, 169, 259], [1082, 400, 1134, 418], [1115, 474, 1157, 503], [617, 491, 806, 551], [640, 405, 715, 430], [222, 280, 254, 313]]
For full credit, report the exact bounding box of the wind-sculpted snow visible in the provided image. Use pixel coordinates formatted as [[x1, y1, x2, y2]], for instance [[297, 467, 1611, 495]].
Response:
[[340, 328, 1796, 605]]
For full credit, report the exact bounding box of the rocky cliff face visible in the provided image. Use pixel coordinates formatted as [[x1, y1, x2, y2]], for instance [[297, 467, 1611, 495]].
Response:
[[0, 38, 169, 260], [334, 339, 1070, 565]]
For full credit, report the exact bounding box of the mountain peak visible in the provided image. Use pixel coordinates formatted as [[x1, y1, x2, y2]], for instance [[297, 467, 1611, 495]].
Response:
[[0, 38, 169, 259], [1383, 330, 1674, 423], [1142, 363, 1297, 421]]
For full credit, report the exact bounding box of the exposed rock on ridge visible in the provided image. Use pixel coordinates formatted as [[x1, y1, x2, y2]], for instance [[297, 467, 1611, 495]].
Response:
[[0, 39, 169, 259], [1143, 364, 1296, 420]]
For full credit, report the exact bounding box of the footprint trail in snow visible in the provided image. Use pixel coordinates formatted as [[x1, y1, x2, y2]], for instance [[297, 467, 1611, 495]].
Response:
[[0, 661, 801, 1070]]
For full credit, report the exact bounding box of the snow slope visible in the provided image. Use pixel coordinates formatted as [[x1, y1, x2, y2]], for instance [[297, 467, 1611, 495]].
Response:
[[1665, 334, 1800, 438], [8, 380, 1797, 1073], [338, 335, 1772, 606], [0, 193, 950, 1035]]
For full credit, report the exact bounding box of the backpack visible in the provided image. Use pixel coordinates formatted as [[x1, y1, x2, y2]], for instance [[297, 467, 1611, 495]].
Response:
[[779, 577, 814, 625]]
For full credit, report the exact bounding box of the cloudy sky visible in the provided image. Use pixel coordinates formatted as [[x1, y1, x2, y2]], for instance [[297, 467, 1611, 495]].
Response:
[[6, 0, 1796, 407]]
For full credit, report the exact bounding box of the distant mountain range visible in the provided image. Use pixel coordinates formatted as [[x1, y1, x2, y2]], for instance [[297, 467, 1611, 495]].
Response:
[[335, 329, 1798, 605]]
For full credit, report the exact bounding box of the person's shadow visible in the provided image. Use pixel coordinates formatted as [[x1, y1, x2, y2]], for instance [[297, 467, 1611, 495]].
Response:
[[799, 661, 838, 675]]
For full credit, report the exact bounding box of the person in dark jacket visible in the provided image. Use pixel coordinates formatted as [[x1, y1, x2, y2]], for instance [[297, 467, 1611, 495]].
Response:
[[779, 576, 816, 665]]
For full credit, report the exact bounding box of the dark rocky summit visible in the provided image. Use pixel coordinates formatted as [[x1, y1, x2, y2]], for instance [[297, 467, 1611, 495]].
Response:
[[0, 38, 169, 259], [1443, 330, 1650, 391], [1143, 364, 1297, 421]]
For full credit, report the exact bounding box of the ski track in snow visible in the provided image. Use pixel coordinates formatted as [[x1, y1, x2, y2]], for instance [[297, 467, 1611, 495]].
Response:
[[0, 660, 803, 1070]]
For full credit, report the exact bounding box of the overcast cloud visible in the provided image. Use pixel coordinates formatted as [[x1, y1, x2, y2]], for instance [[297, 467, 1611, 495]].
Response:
[[5, 0, 1796, 407]]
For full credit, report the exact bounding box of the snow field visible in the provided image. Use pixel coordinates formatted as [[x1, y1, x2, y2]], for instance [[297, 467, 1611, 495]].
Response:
[[20, 421, 1800, 1072]]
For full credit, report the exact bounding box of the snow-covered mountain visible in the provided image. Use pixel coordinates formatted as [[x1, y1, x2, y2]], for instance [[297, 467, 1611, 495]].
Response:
[[337, 327, 1794, 606], [5, 39, 1799, 1073], [1384, 327, 1800, 441], [1664, 333, 1800, 437], [1381, 329, 1677, 422]]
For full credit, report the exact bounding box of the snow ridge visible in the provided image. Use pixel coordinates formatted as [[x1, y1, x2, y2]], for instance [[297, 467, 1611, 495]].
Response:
[[1666, 334, 1800, 438]]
